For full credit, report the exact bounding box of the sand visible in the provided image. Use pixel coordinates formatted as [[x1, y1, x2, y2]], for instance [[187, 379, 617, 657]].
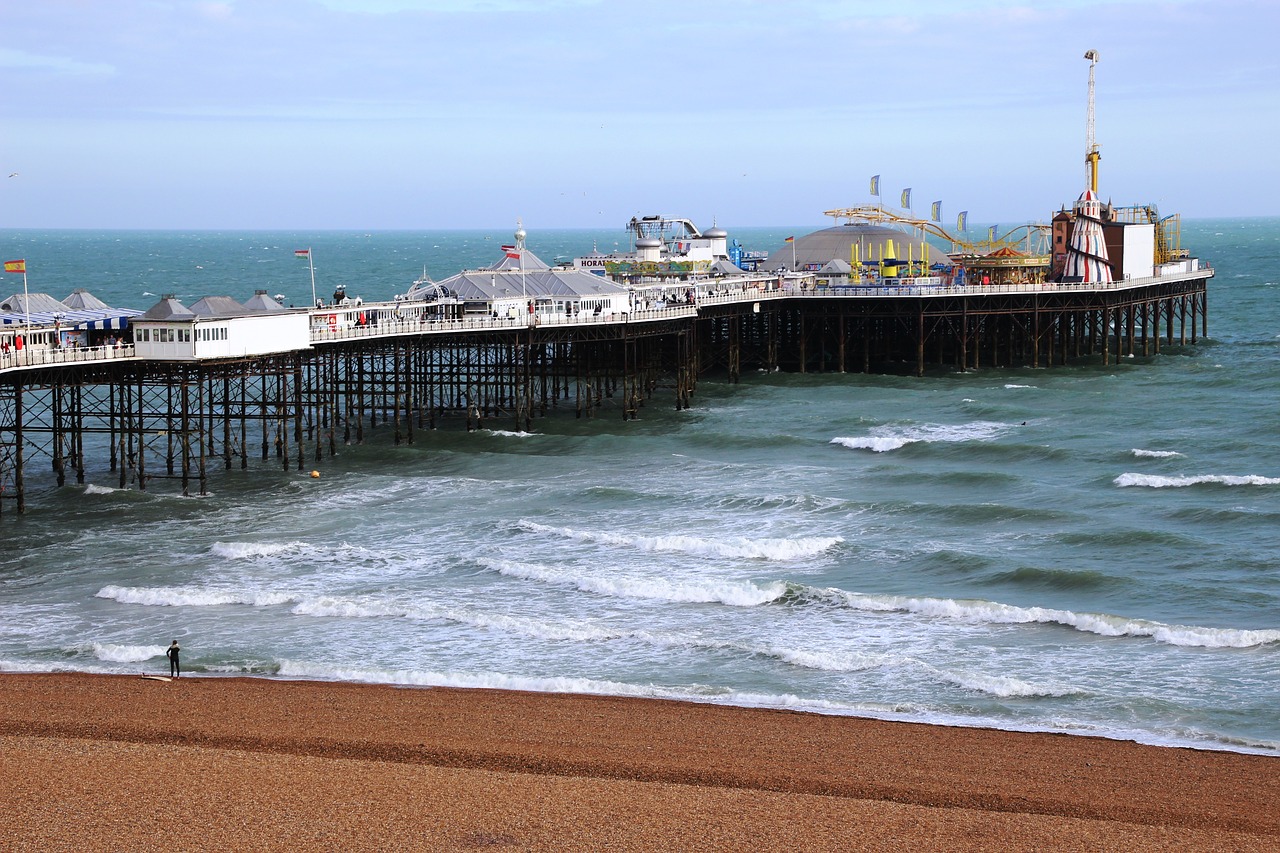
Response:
[[0, 673, 1275, 851]]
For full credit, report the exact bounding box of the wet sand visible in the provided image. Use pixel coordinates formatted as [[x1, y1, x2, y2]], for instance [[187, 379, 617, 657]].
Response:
[[1, 673, 1275, 851]]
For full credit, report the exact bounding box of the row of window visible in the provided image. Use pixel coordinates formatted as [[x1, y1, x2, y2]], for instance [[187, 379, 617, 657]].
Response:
[[136, 326, 227, 343]]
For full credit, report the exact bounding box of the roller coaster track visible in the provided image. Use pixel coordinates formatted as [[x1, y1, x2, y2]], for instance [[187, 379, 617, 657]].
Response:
[[821, 205, 1051, 257]]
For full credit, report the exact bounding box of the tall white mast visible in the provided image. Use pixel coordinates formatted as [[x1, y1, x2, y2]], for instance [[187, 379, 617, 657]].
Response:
[[516, 219, 527, 325], [1084, 49, 1100, 193]]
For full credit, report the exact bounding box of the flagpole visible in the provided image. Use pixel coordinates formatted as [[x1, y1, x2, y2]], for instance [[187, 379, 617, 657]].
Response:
[[516, 220, 527, 326], [22, 269, 30, 332], [308, 247, 317, 308]]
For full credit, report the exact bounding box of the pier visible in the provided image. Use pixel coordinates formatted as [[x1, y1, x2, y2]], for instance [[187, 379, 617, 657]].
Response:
[[0, 269, 1209, 514]]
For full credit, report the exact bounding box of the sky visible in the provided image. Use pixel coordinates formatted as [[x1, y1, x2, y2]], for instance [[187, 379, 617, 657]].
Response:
[[2, 0, 1277, 231]]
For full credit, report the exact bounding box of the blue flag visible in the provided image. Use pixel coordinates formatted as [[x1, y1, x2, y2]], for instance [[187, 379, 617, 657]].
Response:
[[869, 175, 880, 196]]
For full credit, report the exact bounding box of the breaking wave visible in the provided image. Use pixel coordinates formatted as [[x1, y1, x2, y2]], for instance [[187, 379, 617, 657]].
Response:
[[95, 584, 295, 608], [88, 643, 166, 663], [210, 541, 308, 560], [1131, 449, 1185, 459], [1115, 473, 1280, 488], [830, 420, 1012, 453], [480, 557, 789, 607], [808, 588, 1280, 649], [929, 666, 1078, 698], [515, 520, 842, 561]]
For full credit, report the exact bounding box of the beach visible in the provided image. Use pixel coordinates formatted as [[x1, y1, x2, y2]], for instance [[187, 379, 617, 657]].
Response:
[[1, 673, 1275, 851]]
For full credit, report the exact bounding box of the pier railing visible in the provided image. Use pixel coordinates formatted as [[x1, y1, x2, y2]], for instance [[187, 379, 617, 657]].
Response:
[[0, 266, 1213, 368], [0, 343, 136, 374], [308, 302, 699, 343]]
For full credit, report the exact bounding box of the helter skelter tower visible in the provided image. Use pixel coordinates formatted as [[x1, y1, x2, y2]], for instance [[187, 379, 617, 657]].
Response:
[[1063, 49, 1113, 284]]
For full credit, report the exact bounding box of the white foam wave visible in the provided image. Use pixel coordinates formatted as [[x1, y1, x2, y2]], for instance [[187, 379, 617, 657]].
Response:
[[762, 645, 894, 673], [277, 660, 677, 699], [290, 593, 632, 642], [0, 660, 80, 673], [482, 557, 787, 607], [932, 667, 1076, 698], [83, 484, 123, 495], [1114, 473, 1280, 488], [210, 541, 307, 559], [1131, 449, 1184, 459], [483, 429, 534, 438], [517, 520, 840, 561], [821, 588, 1280, 649], [830, 420, 1011, 453], [1003, 384, 1036, 389], [291, 596, 410, 620], [274, 661, 913, 721], [89, 643, 166, 663], [96, 584, 295, 608]]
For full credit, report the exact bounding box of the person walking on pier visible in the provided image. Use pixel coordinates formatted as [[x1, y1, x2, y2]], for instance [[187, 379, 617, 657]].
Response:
[[166, 640, 181, 678]]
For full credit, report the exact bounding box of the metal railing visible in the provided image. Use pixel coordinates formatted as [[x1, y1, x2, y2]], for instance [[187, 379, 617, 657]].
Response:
[[307, 303, 700, 343], [0, 343, 136, 374]]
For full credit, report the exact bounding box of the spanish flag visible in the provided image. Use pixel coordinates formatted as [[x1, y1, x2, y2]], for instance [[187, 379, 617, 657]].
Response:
[[4, 259, 25, 274]]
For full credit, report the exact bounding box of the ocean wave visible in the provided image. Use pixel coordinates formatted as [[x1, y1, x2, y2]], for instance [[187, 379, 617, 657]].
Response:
[[930, 666, 1078, 698], [274, 659, 902, 720], [88, 643, 166, 663], [710, 493, 854, 514], [1003, 384, 1037, 389], [988, 566, 1118, 592], [277, 660, 680, 700], [480, 557, 789, 607], [290, 593, 637, 643], [830, 420, 1012, 453], [96, 584, 295, 608], [756, 644, 897, 673], [1131, 449, 1185, 459], [515, 520, 842, 561], [1114, 473, 1280, 488], [210, 541, 309, 560], [808, 587, 1280, 649], [482, 429, 534, 438]]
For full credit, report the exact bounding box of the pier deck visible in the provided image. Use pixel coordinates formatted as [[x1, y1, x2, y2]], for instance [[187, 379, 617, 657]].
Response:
[[0, 269, 1210, 514]]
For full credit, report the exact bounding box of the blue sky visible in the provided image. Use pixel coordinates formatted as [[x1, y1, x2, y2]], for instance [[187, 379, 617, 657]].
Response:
[[2, 0, 1276, 230]]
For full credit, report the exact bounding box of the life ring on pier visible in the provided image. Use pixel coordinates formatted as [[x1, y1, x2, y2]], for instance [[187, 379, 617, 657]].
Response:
[[328, 314, 338, 330]]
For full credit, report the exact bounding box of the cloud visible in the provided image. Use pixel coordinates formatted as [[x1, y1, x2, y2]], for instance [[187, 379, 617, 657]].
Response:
[[196, 2, 235, 20], [0, 48, 115, 76]]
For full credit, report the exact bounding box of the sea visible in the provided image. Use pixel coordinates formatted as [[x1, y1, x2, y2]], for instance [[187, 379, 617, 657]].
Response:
[[1, 220, 1277, 756]]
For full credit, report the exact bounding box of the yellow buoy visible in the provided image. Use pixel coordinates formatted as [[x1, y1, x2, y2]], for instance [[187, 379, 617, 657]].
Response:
[[310, 470, 320, 479]]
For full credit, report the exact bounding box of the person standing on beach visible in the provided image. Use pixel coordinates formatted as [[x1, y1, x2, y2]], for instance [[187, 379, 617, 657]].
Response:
[[166, 640, 181, 678]]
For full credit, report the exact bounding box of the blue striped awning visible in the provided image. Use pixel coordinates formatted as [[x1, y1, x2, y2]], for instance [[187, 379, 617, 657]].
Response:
[[0, 309, 142, 329]]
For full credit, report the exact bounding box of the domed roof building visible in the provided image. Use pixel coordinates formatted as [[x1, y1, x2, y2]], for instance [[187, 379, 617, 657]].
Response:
[[763, 222, 952, 276]]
